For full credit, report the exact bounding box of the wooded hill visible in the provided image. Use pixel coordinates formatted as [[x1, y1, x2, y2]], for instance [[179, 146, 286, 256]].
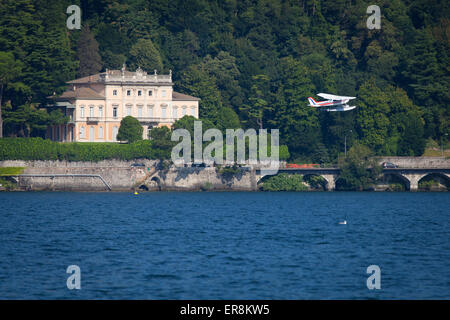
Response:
[[0, 0, 448, 162]]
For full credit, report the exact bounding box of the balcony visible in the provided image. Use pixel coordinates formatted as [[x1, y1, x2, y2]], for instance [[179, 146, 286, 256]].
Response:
[[137, 117, 176, 124], [101, 73, 172, 84], [87, 117, 101, 123], [56, 101, 76, 108]]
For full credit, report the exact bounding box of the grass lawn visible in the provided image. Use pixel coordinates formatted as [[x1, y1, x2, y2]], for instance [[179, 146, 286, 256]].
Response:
[[422, 148, 450, 157], [0, 167, 25, 176]]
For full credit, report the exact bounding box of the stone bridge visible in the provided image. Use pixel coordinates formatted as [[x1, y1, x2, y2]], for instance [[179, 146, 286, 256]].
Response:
[[255, 167, 450, 191]]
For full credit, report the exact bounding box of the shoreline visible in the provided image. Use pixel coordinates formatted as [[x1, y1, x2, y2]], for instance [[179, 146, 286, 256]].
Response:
[[1, 158, 449, 192]]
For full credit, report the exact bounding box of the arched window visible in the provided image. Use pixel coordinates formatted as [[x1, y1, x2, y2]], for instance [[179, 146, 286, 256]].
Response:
[[89, 126, 95, 142], [173, 106, 178, 119], [113, 126, 118, 141], [80, 126, 85, 139], [190, 106, 195, 116], [182, 106, 187, 116], [148, 105, 154, 117], [99, 126, 104, 139], [89, 105, 94, 117], [161, 104, 168, 118], [80, 105, 85, 118], [98, 106, 103, 118]]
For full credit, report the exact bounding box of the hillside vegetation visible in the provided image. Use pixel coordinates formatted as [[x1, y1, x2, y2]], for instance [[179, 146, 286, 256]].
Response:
[[0, 0, 448, 162]]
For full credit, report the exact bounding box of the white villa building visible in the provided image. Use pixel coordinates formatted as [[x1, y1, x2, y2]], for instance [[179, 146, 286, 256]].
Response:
[[47, 66, 200, 142]]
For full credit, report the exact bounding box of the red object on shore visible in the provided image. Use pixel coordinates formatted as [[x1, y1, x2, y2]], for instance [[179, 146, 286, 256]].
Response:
[[286, 163, 320, 168]]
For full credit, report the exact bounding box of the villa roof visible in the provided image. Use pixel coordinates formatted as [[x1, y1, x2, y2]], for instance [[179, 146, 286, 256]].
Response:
[[67, 69, 172, 84], [67, 70, 140, 84], [67, 73, 103, 84], [172, 91, 200, 101], [51, 87, 105, 100]]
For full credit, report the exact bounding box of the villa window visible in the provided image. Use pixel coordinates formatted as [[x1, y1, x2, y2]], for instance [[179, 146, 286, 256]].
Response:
[[127, 105, 132, 116], [80, 126, 85, 139], [148, 105, 153, 117], [113, 89, 117, 96], [138, 106, 143, 118], [190, 107, 195, 116], [173, 107, 178, 119], [89, 126, 95, 142], [89, 106, 94, 117], [182, 107, 187, 116], [161, 107, 167, 119], [148, 90, 153, 97], [113, 126, 118, 141], [127, 90, 131, 96], [138, 90, 142, 96], [80, 106, 85, 118], [98, 106, 103, 118], [113, 106, 118, 118], [99, 126, 104, 139], [162, 90, 166, 97]]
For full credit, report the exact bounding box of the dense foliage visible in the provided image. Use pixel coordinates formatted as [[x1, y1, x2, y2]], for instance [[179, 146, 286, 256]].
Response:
[[0, 0, 448, 162], [116, 116, 144, 143], [261, 173, 308, 191], [0, 137, 159, 161], [336, 142, 382, 190]]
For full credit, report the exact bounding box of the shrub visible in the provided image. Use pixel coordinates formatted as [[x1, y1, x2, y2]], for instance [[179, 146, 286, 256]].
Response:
[[116, 116, 143, 143], [218, 164, 240, 179], [418, 179, 439, 191], [261, 173, 308, 191], [200, 181, 213, 191], [0, 137, 162, 161], [387, 183, 405, 191]]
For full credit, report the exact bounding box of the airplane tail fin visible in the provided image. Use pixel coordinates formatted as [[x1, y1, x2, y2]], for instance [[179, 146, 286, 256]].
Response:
[[308, 97, 317, 106]]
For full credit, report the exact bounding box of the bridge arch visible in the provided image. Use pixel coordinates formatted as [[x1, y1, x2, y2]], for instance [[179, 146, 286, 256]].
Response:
[[380, 173, 411, 191], [418, 173, 450, 191], [303, 174, 328, 190], [149, 176, 162, 191], [256, 172, 336, 191]]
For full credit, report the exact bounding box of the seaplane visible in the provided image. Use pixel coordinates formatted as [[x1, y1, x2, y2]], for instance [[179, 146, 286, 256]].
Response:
[[308, 93, 357, 112]]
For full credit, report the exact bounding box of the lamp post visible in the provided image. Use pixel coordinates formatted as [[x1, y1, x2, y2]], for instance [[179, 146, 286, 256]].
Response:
[[345, 130, 352, 157]]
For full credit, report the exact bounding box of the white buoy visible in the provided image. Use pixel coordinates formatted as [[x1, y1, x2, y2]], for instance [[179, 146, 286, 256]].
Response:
[[339, 220, 347, 225]]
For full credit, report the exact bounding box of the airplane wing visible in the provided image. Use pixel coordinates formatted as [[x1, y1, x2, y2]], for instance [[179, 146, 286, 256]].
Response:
[[317, 93, 356, 101]]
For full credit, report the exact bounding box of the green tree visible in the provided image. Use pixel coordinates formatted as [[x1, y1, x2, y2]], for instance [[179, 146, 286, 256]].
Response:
[[397, 112, 426, 156], [202, 51, 243, 110], [116, 116, 143, 143], [240, 74, 272, 129], [356, 80, 390, 153], [149, 126, 174, 159], [337, 142, 382, 191], [77, 25, 103, 77], [178, 65, 222, 124], [3, 104, 67, 138], [128, 38, 163, 72], [0, 52, 22, 137], [217, 107, 241, 130], [272, 57, 320, 160]]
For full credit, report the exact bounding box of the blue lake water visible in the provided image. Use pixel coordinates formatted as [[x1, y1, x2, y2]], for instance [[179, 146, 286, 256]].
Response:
[[0, 191, 449, 299]]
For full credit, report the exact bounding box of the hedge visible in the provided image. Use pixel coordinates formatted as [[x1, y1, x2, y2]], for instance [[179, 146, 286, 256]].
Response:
[[0, 138, 162, 161]]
